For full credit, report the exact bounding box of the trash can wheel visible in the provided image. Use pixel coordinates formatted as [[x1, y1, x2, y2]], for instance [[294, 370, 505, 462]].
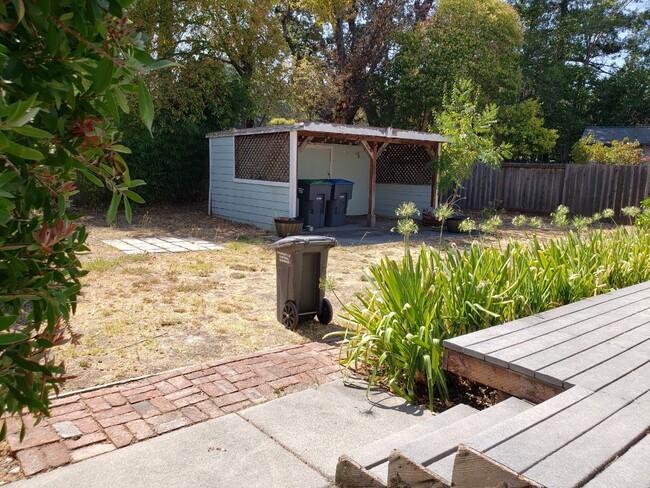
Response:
[[281, 301, 299, 330], [317, 298, 333, 325]]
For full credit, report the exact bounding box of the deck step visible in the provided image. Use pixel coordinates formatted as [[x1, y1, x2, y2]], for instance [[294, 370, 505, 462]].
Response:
[[385, 397, 532, 488], [335, 404, 477, 488], [452, 386, 650, 488], [582, 433, 650, 488]]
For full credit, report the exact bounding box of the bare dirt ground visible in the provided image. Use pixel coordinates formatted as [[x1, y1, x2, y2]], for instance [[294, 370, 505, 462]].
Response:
[[56, 203, 571, 393]]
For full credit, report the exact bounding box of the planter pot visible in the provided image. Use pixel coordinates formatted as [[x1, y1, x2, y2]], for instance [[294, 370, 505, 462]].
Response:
[[274, 217, 304, 238], [422, 214, 443, 228], [445, 215, 466, 233]]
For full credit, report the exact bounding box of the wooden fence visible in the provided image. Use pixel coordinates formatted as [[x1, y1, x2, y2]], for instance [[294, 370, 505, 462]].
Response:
[[449, 163, 650, 215]]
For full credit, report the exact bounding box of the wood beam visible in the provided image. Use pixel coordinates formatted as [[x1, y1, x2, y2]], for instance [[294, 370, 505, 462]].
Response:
[[443, 348, 564, 404], [297, 136, 313, 153], [299, 130, 440, 147], [376, 142, 389, 159], [367, 142, 377, 227], [425, 144, 439, 208]]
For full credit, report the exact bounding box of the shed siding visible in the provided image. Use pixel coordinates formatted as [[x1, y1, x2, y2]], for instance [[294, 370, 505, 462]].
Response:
[[297, 145, 370, 216], [210, 137, 290, 230], [376, 184, 431, 216]]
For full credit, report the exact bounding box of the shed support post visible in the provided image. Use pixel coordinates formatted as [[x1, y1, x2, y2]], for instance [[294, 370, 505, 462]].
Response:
[[426, 144, 439, 208], [289, 131, 298, 217], [361, 141, 379, 227]]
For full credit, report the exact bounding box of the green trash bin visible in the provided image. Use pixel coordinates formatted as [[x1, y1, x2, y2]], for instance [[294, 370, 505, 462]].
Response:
[[272, 235, 337, 329]]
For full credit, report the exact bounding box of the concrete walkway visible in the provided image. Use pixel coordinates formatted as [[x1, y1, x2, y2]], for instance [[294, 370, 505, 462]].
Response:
[[5, 342, 341, 477], [9, 380, 427, 488]]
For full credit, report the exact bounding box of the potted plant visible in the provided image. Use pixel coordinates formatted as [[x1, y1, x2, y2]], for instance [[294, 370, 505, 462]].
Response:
[[445, 212, 467, 233], [422, 207, 443, 228], [274, 216, 304, 238]]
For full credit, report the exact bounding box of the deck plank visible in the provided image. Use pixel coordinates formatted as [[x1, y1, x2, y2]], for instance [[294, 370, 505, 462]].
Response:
[[582, 434, 650, 488], [509, 314, 650, 378], [598, 360, 650, 401], [444, 282, 650, 355], [565, 339, 650, 390], [472, 298, 650, 363], [537, 332, 650, 388], [481, 391, 627, 473], [461, 386, 592, 454], [523, 400, 650, 488]]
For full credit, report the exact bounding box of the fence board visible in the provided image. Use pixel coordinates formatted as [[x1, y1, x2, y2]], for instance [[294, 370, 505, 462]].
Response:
[[448, 163, 650, 215]]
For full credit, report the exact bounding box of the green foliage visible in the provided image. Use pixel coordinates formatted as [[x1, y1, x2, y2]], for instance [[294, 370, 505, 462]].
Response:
[[494, 99, 558, 161], [636, 198, 650, 229], [392, 202, 420, 255], [435, 79, 511, 194], [571, 135, 648, 165], [372, 0, 524, 130], [335, 226, 650, 409], [551, 205, 570, 228], [512, 0, 649, 160], [0, 0, 159, 431]]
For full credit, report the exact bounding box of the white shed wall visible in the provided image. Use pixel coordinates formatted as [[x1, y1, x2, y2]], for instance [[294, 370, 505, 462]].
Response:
[[375, 184, 432, 217], [298, 144, 370, 216], [209, 137, 291, 230]]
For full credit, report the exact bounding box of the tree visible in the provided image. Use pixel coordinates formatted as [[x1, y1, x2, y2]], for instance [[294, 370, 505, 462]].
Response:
[[0, 0, 159, 436], [279, 0, 411, 124], [512, 0, 649, 161], [494, 99, 559, 161], [188, 0, 291, 127], [372, 0, 524, 130], [434, 79, 511, 200]]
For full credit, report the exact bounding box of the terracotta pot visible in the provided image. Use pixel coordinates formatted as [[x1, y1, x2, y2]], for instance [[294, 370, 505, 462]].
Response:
[[274, 217, 304, 238]]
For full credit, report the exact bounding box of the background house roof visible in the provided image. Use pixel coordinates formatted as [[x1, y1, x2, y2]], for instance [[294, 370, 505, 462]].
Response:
[[583, 126, 650, 145], [206, 122, 449, 144]]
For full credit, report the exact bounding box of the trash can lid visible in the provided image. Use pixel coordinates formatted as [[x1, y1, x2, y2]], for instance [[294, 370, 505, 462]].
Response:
[[272, 235, 338, 249], [327, 179, 354, 185], [298, 179, 333, 186]]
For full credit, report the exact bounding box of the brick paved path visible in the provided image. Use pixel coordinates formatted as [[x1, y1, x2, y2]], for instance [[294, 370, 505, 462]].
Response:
[[5, 341, 341, 477]]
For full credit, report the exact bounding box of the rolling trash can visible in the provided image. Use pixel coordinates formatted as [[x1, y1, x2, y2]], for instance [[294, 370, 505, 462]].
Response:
[[297, 179, 333, 228], [325, 179, 354, 227], [272, 235, 337, 329]]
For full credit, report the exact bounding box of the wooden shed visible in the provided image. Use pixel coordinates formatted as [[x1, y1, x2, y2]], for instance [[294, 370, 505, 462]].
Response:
[[206, 122, 448, 230]]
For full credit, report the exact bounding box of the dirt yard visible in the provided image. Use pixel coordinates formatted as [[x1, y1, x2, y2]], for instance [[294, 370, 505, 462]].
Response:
[[59, 203, 567, 393]]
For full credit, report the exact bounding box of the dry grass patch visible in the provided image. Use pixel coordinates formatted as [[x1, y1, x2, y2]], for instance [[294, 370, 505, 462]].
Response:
[[58, 203, 570, 392]]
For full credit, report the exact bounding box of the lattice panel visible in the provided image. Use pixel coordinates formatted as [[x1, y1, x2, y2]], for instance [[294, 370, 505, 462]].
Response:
[[376, 144, 433, 185], [235, 133, 290, 182]]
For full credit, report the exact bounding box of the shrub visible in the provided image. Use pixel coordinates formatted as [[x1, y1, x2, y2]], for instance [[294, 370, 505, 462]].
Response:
[[334, 226, 650, 409], [0, 0, 160, 435], [571, 134, 648, 165]]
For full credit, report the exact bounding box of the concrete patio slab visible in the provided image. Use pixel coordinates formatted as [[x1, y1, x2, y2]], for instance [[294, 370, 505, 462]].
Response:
[[9, 379, 428, 488], [9, 414, 328, 488], [240, 379, 428, 477]]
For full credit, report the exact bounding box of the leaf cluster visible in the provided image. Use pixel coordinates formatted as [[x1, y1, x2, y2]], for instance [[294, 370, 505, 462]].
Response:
[[335, 225, 650, 409], [0, 0, 162, 432]]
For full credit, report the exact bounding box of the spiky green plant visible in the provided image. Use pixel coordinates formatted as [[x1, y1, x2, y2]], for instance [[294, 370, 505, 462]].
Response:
[[330, 226, 650, 410]]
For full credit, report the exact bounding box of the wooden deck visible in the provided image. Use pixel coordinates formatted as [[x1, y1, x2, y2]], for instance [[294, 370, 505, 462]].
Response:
[[443, 281, 650, 488]]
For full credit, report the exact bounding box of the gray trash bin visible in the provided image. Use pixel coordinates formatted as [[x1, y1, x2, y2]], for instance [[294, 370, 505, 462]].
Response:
[[325, 179, 354, 227], [297, 179, 333, 228], [272, 235, 337, 329]]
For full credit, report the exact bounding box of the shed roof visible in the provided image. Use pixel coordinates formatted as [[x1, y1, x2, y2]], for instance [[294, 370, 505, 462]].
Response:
[[583, 126, 650, 145], [206, 122, 449, 145]]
